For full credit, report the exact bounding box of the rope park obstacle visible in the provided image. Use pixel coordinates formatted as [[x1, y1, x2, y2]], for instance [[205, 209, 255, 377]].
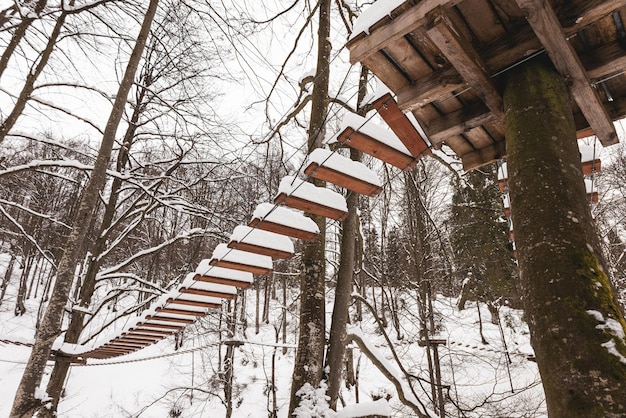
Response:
[[55, 0, 625, 364], [55, 91, 433, 363], [56, 56, 607, 366]]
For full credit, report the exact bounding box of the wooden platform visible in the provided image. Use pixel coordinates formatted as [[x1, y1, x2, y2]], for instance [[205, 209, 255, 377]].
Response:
[[347, 0, 626, 170]]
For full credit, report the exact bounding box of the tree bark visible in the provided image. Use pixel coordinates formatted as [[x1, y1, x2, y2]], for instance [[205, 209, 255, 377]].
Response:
[[41, 86, 148, 416], [0, 0, 48, 79], [504, 56, 626, 417], [8, 2, 159, 416], [326, 169, 358, 410], [288, 0, 331, 414]]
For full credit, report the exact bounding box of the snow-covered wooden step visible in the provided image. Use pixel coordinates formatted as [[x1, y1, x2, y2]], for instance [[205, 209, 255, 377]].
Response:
[[135, 321, 186, 331], [303, 148, 382, 197], [120, 333, 164, 343], [502, 193, 510, 218], [155, 307, 206, 317], [337, 113, 419, 170], [371, 93, 431, 158], [249, 203, 319, 241], [175, 271, 240, 298], [228, 225, 294, 259], [195, 260, 254, 288], [209, 243, 273, 275], [275, 176, 348, 220], [146, 315, 195, 325], [580, 144, 601, 175], [166, 297, 222, 309], [586, 179, 599, 203]]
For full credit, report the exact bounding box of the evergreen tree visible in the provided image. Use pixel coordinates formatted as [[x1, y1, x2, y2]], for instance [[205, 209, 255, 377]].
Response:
[[449, 163, 519, 310]]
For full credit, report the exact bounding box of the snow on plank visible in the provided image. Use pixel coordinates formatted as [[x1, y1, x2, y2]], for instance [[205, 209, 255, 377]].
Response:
[[228, 225, 294, 259], [337, 113, 419, 170], [304, 148, 382, 197], [502, 193, 510, 218], [585, 179, 599, 203], [209, 243, 273, 275], [249, 202, 319, 241], [195, 260, 254, 288], [275, 175, 349, 220], [579, 144, 601, 175], [371, 93, 431, 158]]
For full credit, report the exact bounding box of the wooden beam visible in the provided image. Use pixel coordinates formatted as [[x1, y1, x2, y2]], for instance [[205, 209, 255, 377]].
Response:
[[513, 0, 617, 146], [574, 97, 626, 135], [460, 140, 508, 171], [348, 0, 462, 64], [425, 7, 503, 119], [582, 40, 626, 81], [397, 66, 464, 112], [426, 103, 495, 146]]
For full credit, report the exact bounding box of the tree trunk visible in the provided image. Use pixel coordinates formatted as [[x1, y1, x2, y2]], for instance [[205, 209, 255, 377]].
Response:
[[288, 0, 331, 414], [0, 0, 48, 78], [326, 169, 358, 410], [0, 10, 68, 143], [0, 252, 15, 307], [504, 56, 626, 417], [8, 2, 159, 416]]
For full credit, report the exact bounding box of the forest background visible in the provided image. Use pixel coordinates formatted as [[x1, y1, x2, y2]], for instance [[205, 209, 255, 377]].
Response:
[[1, 0, 626, 417]]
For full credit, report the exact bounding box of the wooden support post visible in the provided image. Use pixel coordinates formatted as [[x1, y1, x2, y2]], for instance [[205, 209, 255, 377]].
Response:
[[514, 0, 617, 146]]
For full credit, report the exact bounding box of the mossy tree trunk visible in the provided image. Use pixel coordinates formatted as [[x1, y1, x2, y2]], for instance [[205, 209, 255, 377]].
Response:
[[288, 0, 331, 414], [504, 56, 626, 417]]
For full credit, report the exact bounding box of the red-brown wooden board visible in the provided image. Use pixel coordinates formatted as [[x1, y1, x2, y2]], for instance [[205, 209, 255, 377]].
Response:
[[304, 162, 382, 197]]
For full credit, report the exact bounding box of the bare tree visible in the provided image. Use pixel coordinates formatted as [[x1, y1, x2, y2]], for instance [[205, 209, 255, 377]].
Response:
[[9, 1, 160, 415]]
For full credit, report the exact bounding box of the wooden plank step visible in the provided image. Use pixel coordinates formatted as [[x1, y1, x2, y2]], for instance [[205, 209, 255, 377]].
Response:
[[228, 225, 294, 259], [129, 327, 173, 336], [167, 297, 222, 309], [138, 321, 187, 331], [183, 271, 239, 296], [371, 93, 431, 158], [194, 262, 252, 289], [208, 244, 273, 275], [122, 333, 164, 342], [156, 307, 206, 317], [580, 144, 601, 175], [337, 124, 417, 171], [179, 286, 237, 300], [249, 203, 319, 241], [585, 179, 599, 203], [146, 315, 195, 325], [304, 148, 382, 197], [275, 176, 348, 221]]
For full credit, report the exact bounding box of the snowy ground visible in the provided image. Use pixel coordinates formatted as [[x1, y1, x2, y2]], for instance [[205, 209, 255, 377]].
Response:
[[0, 253, 545, 417]]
